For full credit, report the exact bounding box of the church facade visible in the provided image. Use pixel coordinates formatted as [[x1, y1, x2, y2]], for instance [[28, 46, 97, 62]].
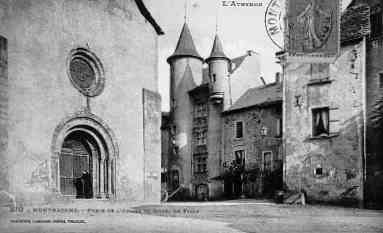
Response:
[[0, 0, 163, 205]]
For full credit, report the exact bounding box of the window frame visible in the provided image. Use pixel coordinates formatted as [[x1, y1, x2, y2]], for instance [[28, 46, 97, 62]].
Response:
[[194, 103, 208, 118], [311, 106, 330, 137], [378, 72, 383, 89], [195, 129, 207, 146], [276, 118, 282, 137], [233, 149, 246, 168], [371, 12, 383, 38], [262, 151, 273, 172], [193, 154, 208, 174], [234, 120, 244, 139]]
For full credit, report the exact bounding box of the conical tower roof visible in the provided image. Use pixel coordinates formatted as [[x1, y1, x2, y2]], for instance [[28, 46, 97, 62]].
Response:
[[167, 23, 203, 63], [206, 34, 230, 62]]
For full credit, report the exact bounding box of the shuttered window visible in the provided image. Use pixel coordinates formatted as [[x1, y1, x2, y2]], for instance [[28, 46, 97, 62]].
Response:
[[235, 121, 244, 138]]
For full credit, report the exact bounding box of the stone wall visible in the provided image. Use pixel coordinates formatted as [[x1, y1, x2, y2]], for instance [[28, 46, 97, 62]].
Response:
[[283, 42, 365, 205], [143, 89, 161, 203], [365, 36, 383, 206], [0, 36, 8, 193], [0, 0, 161, 204]]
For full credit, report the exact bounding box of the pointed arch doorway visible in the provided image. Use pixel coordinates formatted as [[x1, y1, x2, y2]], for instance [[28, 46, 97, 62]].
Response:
[[51, 113, 118, 199]]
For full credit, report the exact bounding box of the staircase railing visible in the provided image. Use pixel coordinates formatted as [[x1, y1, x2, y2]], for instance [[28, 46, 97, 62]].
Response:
[[162, 185, 184, 202]]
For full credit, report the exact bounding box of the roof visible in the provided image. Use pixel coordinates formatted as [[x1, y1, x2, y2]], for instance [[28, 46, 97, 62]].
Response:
[[224, 82, 282, 113], [341, 2, 371, 43], [167, 23, 203, 63], [188, 83, 209, 95], [230, 51, 257, 74], [200, 51, 257, 83], [134, 0, 164, 35], [206, 34, 230, 62], [348, 0, 381, 10]]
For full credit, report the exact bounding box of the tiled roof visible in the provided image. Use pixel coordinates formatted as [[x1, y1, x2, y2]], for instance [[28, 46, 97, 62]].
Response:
[[224, 82, 282, 113], [341, 3, 371, 43], [167, 23, 203, 63], [206, 34, 230, 62]]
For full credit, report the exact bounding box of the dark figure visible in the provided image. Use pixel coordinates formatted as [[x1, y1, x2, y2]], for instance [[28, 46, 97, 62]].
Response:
[[74, 174, 85, 198], [82, 171, 92, 198], [74, 170, 92, 198]]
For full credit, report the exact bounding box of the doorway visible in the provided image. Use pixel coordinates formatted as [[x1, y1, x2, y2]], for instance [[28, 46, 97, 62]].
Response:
[[52, 114, 118, 199], [60, 131, 97, 198]]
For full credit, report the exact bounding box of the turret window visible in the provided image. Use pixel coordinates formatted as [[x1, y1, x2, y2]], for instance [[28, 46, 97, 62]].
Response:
[[194, 154, 208, 173], [194, 103, 208, 118]]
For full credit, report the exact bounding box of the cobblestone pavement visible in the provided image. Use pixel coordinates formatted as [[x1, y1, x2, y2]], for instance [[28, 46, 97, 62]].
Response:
[[0, 200, 382, 233]]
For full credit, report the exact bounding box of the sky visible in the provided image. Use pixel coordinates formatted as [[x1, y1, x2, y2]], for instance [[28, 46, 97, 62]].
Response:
[[145, 0, 352, 111]]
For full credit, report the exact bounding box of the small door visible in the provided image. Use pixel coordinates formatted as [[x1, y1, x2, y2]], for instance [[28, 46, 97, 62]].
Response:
[[196, 184, 208, 201]]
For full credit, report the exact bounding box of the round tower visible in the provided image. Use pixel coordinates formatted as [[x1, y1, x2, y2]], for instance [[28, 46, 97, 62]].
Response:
[[205, 34, 231, 105], [167, 22, 203, 192], [167, 23, 204, 110]]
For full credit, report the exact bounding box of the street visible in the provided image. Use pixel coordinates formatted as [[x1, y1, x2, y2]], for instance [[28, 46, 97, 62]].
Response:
[[0, 200, 382, 233]]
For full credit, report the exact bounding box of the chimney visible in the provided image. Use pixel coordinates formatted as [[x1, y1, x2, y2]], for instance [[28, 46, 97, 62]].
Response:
[[260, 76, 266, 85], [275, 72, 282, 83]]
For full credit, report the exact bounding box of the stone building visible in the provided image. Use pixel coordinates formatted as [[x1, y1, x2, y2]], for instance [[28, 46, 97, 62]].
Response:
[[164, 21, 264, 200], [281, 0, 383, 207], [221, 79, 283, 198], [362, 0, 383, 208], [0, 0, 163, 205]]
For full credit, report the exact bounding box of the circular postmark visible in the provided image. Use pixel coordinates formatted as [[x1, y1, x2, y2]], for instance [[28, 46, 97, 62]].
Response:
[[265, 0, 284, 49]]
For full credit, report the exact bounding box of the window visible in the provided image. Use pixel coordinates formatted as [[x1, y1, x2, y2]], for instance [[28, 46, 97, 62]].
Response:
[[234, 150, 245, 168], [315, 167, 323, 176], [312, 107, 329, 137], [68, 48, 105, 97], [313, 164, 324, 177], [194, 103, 208, 118], [170, 170, 179, 189], [371, 12, 383, 38], [235, 121, 244, 138], [194, 155, 207, 173], [260, 126, 268, 136], [379, 73, 383, 88], [195, 130, 207, 145], [263, 151, 273, 171], [276, 118, 282, 137]]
